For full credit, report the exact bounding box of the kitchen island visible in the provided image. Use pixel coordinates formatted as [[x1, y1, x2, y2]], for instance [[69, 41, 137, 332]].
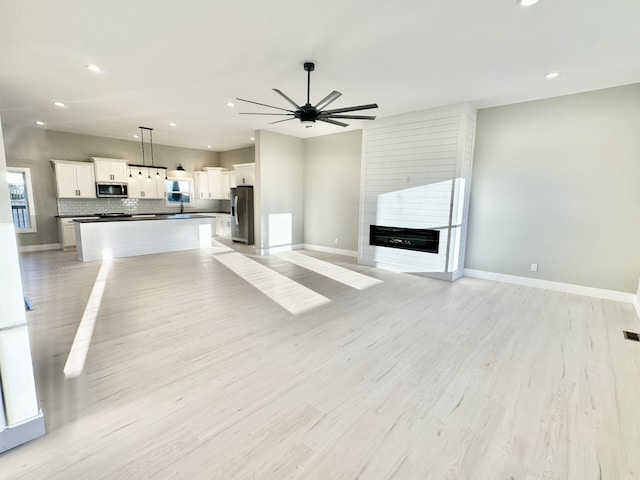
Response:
[[74, 214, 215, 262]]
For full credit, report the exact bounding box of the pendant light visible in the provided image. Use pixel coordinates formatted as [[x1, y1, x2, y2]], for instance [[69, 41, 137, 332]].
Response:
[[135, 126, 167, 181]]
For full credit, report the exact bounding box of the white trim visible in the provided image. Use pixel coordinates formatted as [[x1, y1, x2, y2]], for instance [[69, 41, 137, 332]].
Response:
[[302, 244, 358, 258], [8, 167, 37, 233], [18, 243, 60, 252], [464, 269, 637, 304], [633, 297, 640, 320]]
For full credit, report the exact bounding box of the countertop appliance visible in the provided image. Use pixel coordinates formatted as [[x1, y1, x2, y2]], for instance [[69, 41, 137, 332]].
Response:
[[96, 183, 128, 198], [230, 186, 254, 244]]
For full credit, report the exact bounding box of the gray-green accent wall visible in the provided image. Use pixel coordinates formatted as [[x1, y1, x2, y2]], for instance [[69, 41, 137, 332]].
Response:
[[254, 130, 304, 253], [466, 83, 640, 293], [304, 130, 362, 252], [219, 146, 255, 170]]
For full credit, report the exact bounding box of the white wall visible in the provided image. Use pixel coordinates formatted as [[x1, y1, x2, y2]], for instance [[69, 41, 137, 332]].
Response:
[[303, 130, 362, 253], [466, 84, 640, 293], [255, 130, 304, 253]]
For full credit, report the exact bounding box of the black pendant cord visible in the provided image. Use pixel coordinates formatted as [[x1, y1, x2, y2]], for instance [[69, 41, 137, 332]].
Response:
[[139, 127, 145, 167], [149, 128, 154, 167]]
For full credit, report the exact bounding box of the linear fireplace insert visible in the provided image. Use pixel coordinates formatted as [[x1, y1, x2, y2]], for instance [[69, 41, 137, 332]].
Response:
[[369, 225, 440, 254]]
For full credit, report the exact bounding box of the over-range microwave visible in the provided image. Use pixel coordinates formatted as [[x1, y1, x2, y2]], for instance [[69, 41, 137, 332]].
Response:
[[96, 183, 128, 198]]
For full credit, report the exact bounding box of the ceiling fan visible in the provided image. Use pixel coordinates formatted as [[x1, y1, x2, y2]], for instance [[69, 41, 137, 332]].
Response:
[[236, 62, 378, 128]]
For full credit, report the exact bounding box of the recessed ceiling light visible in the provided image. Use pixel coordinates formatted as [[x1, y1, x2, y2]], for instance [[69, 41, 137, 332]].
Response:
[[169, 122, 177, 127], [249, 137, 255, 141], [226, 102, 235, 108], [35, 120, 45, 126], [545, 71, 561, 79], [518, 0, 539, 6], [86, 64, 102, 73], [133, 134, 139, 139], [207, 145, 212, 149], [53, 101, 66, 108]]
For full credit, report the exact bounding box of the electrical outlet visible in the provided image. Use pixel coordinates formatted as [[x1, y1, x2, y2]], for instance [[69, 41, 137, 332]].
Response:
[[530, 263, 538, 272], [334, 238, 339, 245]]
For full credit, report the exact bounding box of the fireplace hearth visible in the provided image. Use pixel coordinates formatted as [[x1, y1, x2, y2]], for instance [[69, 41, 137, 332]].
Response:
[[369, 225, 440, 254]]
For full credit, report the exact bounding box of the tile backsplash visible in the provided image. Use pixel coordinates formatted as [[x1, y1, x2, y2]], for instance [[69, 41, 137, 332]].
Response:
[[57, 198, 230, 216]]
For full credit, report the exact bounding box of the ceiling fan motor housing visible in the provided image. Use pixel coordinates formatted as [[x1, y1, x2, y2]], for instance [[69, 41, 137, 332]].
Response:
[[297, 105, 318, 122]]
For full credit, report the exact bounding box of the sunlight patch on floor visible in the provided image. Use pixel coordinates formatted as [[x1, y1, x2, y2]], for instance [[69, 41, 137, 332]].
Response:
[[63, 250, 113, 378], [214, 252, 330, 314], [276, 251, 382, 290]]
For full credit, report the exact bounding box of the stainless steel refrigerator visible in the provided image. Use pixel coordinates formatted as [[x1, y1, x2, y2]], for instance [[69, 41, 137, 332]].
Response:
[[230, 186, 254, 244]]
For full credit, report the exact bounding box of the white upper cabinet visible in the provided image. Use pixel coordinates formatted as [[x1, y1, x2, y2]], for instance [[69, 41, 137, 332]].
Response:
[[234, 163, 255, 186], [154, 169, 167, 199], [206, 168, 224, 199], [53, 161, 96, 198], [195, 171, 209, 199], [92, 157, 128, 183], [199, 167, 230, 199], [221, 171, 232, 199], [127, 167, 162, 199]]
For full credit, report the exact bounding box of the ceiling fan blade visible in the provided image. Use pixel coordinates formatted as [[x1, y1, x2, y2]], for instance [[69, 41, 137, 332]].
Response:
[[273, 89, 301, 109], [321, 103, 378, 115], [320, 114, 377, 120], [314, 90, 342, 110], [318, 118, 349, 128], [239, 113, 294, 116], [236, 97, 294, 113], [269, 118, 296, 125]]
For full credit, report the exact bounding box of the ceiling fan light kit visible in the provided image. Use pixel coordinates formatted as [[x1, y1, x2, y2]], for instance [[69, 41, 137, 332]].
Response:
[[237, 62, 378, 128]]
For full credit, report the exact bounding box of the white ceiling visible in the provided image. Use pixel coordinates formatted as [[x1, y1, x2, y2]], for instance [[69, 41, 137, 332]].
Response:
[[1, 0, 639, 152]]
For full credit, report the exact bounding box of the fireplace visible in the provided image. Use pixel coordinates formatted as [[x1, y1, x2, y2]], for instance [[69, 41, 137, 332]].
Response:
[[369, 225, 440, 254]]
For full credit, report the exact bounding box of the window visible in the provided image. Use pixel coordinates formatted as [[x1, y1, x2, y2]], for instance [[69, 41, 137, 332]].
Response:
[[165, 178, 192, 206], [7, 167, 36, 233]]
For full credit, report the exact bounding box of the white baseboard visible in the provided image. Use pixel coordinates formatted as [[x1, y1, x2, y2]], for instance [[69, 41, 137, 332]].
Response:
[[464, 268, 637, 304], [256, 244, 304, 256], [18, 243, 60, 252], [302, 244, 358, 258]]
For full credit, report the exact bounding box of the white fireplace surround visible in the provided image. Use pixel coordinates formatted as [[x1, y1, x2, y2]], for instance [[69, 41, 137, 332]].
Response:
[[358, 104, 477, 281]]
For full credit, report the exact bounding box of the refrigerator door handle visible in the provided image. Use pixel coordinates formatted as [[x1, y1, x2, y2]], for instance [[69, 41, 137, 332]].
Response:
[[234, 196, 239, 225]]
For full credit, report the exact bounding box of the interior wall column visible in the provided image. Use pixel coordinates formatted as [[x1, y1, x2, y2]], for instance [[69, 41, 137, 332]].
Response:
[[0, 115, 45, 453]]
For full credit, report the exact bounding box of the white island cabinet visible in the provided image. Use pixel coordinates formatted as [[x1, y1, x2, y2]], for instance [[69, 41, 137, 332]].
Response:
[[75, 215, 215, 262]]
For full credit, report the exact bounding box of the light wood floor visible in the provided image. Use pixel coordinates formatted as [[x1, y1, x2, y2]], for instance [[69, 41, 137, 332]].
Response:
[[3, 245, 640, 479]]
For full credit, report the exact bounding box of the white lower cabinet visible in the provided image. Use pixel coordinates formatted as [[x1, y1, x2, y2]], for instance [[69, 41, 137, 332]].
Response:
[[215, 214, 231, 238], [58, 217, 97, 249]]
